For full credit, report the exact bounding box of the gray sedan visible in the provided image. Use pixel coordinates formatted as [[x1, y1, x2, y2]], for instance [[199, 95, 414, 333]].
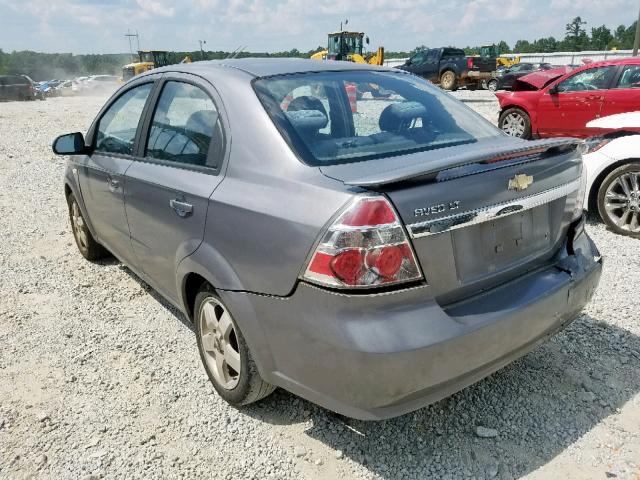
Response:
[[53, 58, 602, 420]]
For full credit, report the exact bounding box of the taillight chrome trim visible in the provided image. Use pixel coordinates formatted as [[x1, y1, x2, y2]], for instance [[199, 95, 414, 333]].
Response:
[[407, 178, 581, 239]]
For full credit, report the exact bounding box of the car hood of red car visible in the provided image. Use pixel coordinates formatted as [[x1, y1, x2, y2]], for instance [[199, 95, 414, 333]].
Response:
[[512, 66, 573, 91]]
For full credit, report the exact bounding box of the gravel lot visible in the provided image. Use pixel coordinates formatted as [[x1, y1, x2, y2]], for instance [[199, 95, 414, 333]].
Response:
[[1, 90, 639, 480]]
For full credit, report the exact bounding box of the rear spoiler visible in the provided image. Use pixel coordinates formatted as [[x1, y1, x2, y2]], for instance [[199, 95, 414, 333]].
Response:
[[319, 137, 579, 187]]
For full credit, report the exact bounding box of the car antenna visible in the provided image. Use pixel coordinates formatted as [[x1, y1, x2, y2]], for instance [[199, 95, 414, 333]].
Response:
[[231, 46, 247, 59], [224, 46, 242, 60]]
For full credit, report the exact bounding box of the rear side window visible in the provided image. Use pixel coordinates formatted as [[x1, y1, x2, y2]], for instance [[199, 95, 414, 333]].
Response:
[[616, 65, 640, 89], [95, 83, 152, 155], [254, 70, 499, 166], [145, 81, 223, 169]]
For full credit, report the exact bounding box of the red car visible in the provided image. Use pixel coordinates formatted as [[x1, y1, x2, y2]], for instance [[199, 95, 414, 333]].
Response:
[[496, 57, 640, 139]]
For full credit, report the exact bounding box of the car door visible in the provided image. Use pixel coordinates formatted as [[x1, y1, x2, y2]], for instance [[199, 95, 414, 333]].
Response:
[[536, 66, 616, 137], [124, 74, 226, 302], [601, 64, 640, 118], [78, 80, 155, 266], [404, 51, 426, 76]]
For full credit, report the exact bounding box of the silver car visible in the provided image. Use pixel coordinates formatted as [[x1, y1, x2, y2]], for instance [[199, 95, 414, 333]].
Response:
[[53, 59, 602, 420]]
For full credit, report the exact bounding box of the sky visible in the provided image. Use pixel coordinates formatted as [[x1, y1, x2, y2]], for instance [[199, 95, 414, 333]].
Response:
[[0, 0, 637, 54]]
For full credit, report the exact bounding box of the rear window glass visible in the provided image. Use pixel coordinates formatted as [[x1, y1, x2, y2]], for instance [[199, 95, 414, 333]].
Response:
[[253, 71, 499, 166]]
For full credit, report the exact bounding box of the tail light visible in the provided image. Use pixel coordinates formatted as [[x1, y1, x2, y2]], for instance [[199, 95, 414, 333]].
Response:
[[302, 195, 423, 289], [467, 57, 474, 69]]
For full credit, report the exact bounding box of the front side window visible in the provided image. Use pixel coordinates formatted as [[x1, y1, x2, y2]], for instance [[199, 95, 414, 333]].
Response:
[[95, 83, 152, 155], [145, 81, 222, 168], [254, 71, 499, 166], [410, 51, 426, 64], [556, 66, 616, 92], [616, 65, 640, 89]]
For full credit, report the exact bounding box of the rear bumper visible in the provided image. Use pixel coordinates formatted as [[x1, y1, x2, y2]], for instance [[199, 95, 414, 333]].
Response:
[[222, 230, 602, 420]]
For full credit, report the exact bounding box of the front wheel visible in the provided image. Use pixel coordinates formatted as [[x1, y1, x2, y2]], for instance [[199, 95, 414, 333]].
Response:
[[597, 163, 640, 237], [498, 108, 531, 139], [487, 79, 499, 91], [195, 287, 276, 406], [440, 71, 457, 91], [67, 193, 108, 260]]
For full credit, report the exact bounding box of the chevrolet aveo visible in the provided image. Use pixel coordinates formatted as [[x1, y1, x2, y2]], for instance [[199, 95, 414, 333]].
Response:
[[53, 59, 602, 420]]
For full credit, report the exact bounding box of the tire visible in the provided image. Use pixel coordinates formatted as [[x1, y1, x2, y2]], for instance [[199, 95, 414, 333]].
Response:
[[596, 162, 640, 237], [194, 286, 276, 406], [487, 79, 499, 92], [440, 71, 457, 91], [498, 108, 531, 139], [67, 193, 109, 260]]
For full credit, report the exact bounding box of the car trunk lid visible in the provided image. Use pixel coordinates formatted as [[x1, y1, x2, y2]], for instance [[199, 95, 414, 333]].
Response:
[[320, 137, 582, 303]]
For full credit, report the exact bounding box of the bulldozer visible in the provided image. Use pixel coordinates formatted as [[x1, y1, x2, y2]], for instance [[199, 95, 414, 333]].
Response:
[[122, 50, 191, 81], [310, 31, 384, 66]]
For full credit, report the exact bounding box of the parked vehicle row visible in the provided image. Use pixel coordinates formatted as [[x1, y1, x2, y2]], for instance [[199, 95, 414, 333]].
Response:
[[53, 58, 601, 420]]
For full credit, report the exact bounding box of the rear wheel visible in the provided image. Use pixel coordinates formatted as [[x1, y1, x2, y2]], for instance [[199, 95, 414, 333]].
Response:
[[440, 71, 457, 91], [195, 287, 276, 406], [67, 193, 108, 260], [498, 108, 531, 139], [487, 79, 499, 91], [597, 163, 640, 237]]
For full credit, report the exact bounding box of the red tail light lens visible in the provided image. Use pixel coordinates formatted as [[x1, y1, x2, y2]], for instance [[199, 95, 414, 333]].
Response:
[[302, 196, 423, 288], [467, 57, 474, 69]]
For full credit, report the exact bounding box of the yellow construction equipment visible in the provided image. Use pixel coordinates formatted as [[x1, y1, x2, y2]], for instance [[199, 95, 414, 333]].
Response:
[[497, 55, 521, 68], [122, 51, 191, 81], [311, 32, 384, 65]]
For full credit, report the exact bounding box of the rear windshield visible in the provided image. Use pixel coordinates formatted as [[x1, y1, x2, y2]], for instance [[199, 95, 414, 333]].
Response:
[[253, 70, 500, 166]]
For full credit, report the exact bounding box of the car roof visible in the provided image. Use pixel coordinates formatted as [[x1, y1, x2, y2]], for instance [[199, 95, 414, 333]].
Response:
[[156, 57, 396, 78], [576, 56, 640, 68]]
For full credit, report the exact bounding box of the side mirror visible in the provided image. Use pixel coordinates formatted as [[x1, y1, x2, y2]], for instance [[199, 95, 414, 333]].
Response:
[[52, 132, 89, 155], [365, 36, 370, 45], [548, 84, 559, 95]]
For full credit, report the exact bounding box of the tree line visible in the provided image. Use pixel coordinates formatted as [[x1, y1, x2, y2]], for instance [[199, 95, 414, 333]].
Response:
[[462, 17, 638, 55], [0, 16, 636, 81]]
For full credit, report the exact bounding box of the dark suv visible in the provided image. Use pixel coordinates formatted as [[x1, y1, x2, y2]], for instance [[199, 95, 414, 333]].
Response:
[[0, 75, 35, 101]]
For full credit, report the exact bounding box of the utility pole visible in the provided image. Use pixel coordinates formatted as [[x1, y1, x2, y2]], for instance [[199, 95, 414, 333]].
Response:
[[199, 40, 207, 60], [125, 30, 140, 62], [634, 3, 640, 56]]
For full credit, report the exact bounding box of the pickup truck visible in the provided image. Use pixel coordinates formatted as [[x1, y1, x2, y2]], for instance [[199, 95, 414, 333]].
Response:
[[397, 47, 495, 91]]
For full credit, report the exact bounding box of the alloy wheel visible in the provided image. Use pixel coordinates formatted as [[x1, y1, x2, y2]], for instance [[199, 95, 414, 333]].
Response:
[[501, 112, 526, 137], [603, 171, 640, 234], [199, 297, 241, 390], [71, 201, 89, 250]]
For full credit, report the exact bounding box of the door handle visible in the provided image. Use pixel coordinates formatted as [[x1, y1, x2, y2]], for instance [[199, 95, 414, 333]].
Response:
[[170, 198, 193, 217], [585, 95, 603, 101], [107, 176, 120, 191]]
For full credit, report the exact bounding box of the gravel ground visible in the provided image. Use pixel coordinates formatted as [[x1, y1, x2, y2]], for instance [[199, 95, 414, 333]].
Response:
[[0, 90, 639, 480]]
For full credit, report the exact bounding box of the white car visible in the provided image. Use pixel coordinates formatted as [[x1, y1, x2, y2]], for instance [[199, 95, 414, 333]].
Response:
[[82, 75, 120, 94], [582, 112, 640, 237]]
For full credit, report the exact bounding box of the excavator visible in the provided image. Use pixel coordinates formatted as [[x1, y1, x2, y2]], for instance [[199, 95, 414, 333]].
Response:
[[311, 31, 384, 66], [122, 50, 192, 81]]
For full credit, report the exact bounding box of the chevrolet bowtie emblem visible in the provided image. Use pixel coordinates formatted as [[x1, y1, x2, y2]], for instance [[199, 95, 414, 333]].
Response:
[[508, 174, 533, 191]]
